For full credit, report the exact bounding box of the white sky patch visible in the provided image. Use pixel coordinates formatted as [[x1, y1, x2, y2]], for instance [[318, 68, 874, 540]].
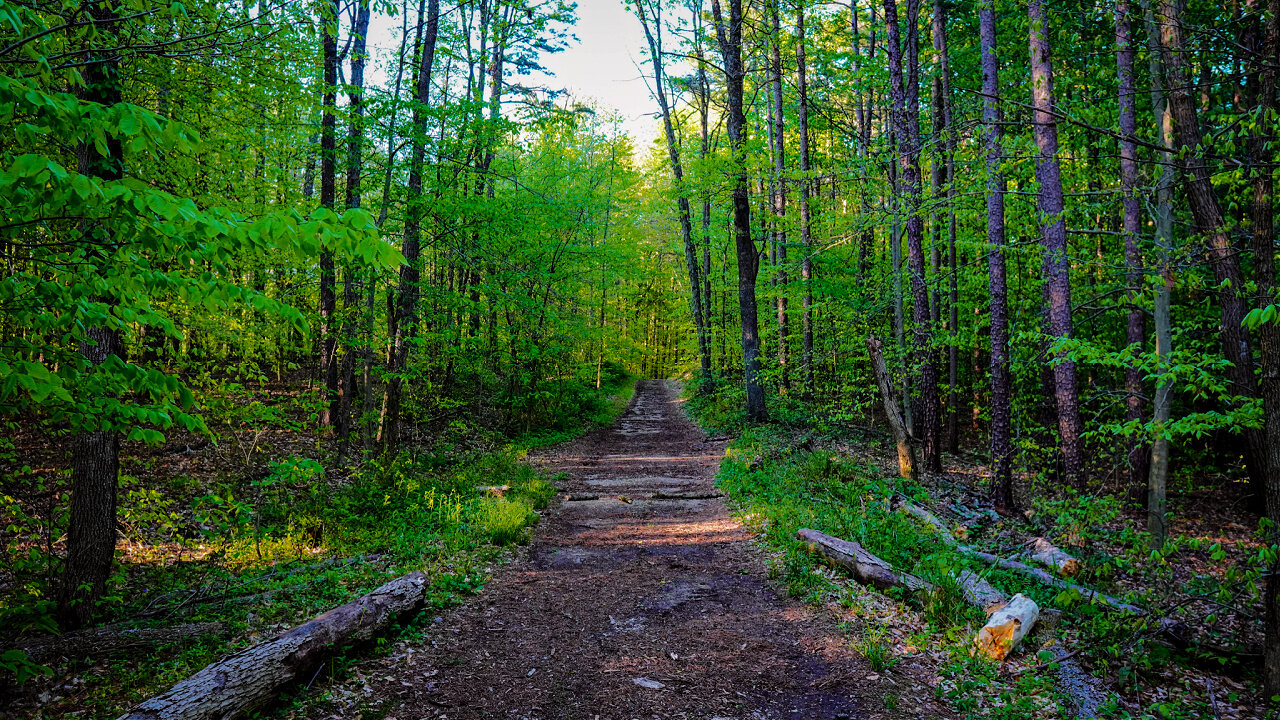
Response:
[[358, 0, 662, 146], [535, 0, 660, 145]]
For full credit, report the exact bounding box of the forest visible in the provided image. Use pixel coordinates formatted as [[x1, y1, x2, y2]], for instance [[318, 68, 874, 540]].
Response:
[[1, 0, 1279, 716]]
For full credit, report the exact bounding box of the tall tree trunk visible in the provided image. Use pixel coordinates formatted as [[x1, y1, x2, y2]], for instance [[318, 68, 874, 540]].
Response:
[[884, 0, 941, 472], [318, 0, 340, 429], [1028, 0, 1087, 489], [59, 0, 126, 629], [713, 0, 767, 422], [1246, 0, 1280, 699], [770, 0, 789, 391], [1142, 0, 1176, 548], [634, 0, 711, 387], [337, 0, 371, 443], [933, 0, 959, 453], [796, 0, 815, 399], [980, 0, 1014, 513], [1116, 0, 1148, 496], [380, 0, 440, 451], [1157, 0, 1268, 500]]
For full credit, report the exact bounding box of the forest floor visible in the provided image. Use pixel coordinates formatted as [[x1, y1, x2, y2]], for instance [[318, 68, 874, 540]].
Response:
[[306, 380, 949, 720]]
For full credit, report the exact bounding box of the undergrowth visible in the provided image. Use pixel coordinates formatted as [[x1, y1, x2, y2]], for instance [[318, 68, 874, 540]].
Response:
[[0, 372, 632, 718], [684, 378, 1240, 720]]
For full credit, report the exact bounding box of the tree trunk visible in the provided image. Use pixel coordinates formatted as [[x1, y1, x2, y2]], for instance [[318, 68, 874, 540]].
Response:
[[380, 0, 440, 451], [884, 0, 939, 472], [933, 0, 959, 454], [633, 0, 711, 387], [58, 0, 125, 630], [1028, 0, 1087, 489], [867, 335, 918, 482], [1157, 0, 1267, 501], [117, 574, 427, 720], [337, 0, 371, 443], [1142, 0, 1175, 547], [1116, 0, 1149, 496], [318, 0, 339, 429], [981, 0, 1014, 512], [770, 0, 789, 391], [1247, 0, 1280, 699], [796, 1, 814, 399], [713, 0, 767, 422]]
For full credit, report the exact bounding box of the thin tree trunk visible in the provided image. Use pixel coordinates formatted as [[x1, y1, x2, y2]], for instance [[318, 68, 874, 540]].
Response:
[[1246, 0, 1280, 699], [1028, 0, 1087, 489], [634, 0, 711, 385], [771, 0, 789, 391], [796, 0, 814, 399], [980, 0, 1014, 513], [1141, 0, 1176, 549], [884, 0, 940, 472], [337, 0, 371, 443], [318, 0, 340, 429], [713, 0, 767, 422], [380, 0, 440, 451], [1116, 0, 1149, 495], [934, 0, 959, 453]]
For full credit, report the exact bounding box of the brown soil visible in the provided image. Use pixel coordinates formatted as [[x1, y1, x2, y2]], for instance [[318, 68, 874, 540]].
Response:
[[330, 381, 954, 720]]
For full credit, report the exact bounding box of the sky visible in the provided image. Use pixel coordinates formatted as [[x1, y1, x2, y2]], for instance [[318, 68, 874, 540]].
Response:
[[362, 0, 661, 146], [537, 0, 660, 145]]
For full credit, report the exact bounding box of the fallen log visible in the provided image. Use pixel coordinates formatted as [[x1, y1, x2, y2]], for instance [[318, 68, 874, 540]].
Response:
[[564, 493, 600, 501], [1026, 537, 1081, 577], [865, 336, 918, 483], [957, 570, 1008, 615], [894, 495, 958, 547], [893, 499, 1138, 613], [973, 593, 1040, 661], [17, 622, 227, 664], [118, 572, 427, 720], [797, 528, 931, 593]]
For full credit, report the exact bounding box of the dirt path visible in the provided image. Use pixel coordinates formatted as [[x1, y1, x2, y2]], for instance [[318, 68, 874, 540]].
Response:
[[346, 381, 948, 719]]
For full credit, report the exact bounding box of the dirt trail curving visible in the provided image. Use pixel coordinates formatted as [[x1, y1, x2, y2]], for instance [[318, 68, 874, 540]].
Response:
[[348, 381, 949, 719]]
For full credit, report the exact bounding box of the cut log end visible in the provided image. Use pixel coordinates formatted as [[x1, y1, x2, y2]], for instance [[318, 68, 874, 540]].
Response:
[[973, 593, 1040, 661]]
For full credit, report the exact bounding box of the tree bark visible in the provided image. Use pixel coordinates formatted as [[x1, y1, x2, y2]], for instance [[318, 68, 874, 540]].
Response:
[[1116, 0, 1149, 497], [380, 0, 440, 451], [337, 0, 371, 443], [797, 529, 930, 593], [884, 0, 940, 473], [59, 0, 125, 629], [117, 574, 427, 720], [1027, 0, 1087, 489], [713, 0, 767, 422], [796, 1, 814, 399], [933, 0, 959, 454], [1142, 0, 1176, 547], [867, 335, 918, 482], [980, 0, 1014, 512], [770, 0, 789, 391], [1246, 0, 1280, 699], [1157, 0, 1268, 500], [318, 0, 339, 429]]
